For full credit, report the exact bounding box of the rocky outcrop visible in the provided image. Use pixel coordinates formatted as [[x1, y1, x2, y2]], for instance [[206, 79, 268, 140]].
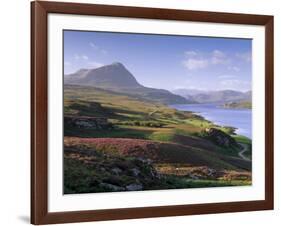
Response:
[[100, 182, 125, 192], [204, 128, 239, 148], [64, 147, 162, 193], [64, 116, 113, 130]]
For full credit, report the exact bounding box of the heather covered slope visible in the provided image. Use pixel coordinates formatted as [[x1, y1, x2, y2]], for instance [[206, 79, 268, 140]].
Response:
[[64, 137, 251, 193], [65, 137, 250, 171]]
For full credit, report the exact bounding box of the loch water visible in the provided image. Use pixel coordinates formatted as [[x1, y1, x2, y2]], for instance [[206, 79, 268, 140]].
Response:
[[171, 103, 252, 139]]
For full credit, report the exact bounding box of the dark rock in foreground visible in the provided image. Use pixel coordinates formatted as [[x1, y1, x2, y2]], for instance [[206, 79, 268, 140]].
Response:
[[64, 116, 114, 130]]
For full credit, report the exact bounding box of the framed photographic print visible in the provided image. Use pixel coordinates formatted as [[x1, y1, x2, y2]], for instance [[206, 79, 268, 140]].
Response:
[[31, 1, 274, 224]]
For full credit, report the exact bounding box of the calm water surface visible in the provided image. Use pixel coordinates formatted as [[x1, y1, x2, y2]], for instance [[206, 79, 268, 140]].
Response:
[[171, 104, 252, 139]]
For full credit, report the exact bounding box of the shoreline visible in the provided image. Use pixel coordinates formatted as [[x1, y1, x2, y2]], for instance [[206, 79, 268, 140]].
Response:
[[170, 103, 252, 140]]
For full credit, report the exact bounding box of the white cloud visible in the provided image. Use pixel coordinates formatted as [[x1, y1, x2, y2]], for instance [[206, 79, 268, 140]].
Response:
[[88, 61, 104, 68], [218, 75, 237, 79], [64, 61, 71, 66], [90, 42, 108, 55], [89, 42, 98, 49], [236, 52, 251, 62], [101, 49, 108, 55], [74, 54, 88, 60], [212, 50, 225, 58], [228, 66, 240, 72], [182, 58, 209, 70], [82, 55, 88, 60], [211, 50, 228, 65], [183, 49, 229, 70], [211, 57, 225, 65], [184, 51, 198, 57], [219, 79, 251, 91]]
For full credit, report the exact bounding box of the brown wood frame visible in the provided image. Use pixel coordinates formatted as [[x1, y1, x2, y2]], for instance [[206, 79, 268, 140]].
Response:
[[31, 1, 274, 224]]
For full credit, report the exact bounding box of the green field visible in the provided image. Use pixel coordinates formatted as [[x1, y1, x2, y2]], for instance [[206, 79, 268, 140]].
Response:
[[64, 85, 252, 193]]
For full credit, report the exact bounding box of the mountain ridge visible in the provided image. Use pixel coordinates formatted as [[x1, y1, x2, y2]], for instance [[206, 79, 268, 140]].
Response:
[[65, 62, 193, 105], [172, 88, 252, 104], [65, 62, 143, 89]]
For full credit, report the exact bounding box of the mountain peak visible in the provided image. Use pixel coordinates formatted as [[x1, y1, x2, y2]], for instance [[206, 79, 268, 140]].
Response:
[[110, 62, 124, 67], [65, 62, 191, 105], [65, 62, 142, 89], [77, 68, 87, 72]]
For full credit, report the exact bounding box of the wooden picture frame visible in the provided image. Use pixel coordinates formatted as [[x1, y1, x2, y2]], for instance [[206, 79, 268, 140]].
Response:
[[31, 1, 274, 224]]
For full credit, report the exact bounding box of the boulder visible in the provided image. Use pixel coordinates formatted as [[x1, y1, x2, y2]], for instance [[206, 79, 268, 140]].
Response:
[[205, 128, 239, 148], [111, 167, 123, 175], [64, 116, 114, 130], [130, 168, 141, 177], [99, 183, 125, 192]]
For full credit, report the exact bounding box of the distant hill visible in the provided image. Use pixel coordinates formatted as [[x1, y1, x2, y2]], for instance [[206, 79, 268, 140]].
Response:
[[172, 88, 206, 96], [223, 101, 252, 109], [65, 62, 192, 105], [243, 91, 252, 100], [172, 88, 252, 104]]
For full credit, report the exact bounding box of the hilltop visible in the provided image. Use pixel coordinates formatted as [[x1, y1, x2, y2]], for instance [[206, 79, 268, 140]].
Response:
[[65, 62, 192, 105]]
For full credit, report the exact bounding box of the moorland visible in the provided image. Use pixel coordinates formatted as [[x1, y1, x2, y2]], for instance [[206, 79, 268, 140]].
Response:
[[63, 63, 252, 194]]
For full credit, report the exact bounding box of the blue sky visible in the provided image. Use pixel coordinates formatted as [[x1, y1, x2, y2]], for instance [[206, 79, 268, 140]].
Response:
[[64, 30, 252, 92]]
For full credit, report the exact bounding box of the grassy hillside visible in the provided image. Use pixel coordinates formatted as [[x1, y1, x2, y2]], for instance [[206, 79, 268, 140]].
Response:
[[64, 84, 252, 193], [64, 85, 235, 137]]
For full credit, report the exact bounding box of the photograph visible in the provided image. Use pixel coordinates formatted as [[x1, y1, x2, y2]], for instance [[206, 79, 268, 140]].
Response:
[[28, 1, 274, 224], [63, 30, 252, 194]]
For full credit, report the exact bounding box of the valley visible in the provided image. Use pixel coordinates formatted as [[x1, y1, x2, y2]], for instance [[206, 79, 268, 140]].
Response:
[[64, 78, 252, 193]]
